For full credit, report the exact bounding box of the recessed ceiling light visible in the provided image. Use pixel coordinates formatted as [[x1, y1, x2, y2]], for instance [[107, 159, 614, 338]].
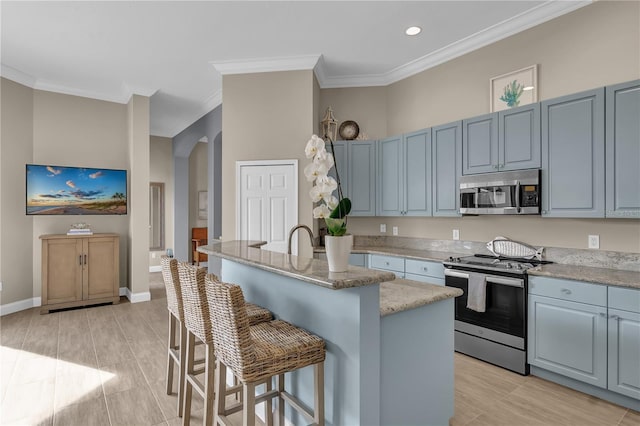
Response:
[[405, 26, 422, 36], [523, 86, 535, 91]]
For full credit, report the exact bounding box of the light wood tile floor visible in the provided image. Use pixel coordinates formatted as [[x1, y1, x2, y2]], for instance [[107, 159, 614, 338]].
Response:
[[1, 272, 637, 425]]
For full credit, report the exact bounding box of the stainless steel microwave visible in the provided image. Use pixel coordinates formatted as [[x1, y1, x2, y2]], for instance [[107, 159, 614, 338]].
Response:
[[459, 169, 541, 215]]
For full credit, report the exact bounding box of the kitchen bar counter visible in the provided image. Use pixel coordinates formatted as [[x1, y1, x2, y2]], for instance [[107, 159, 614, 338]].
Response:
[[199, 241, 457, 426], [528, 264, 640, 289]]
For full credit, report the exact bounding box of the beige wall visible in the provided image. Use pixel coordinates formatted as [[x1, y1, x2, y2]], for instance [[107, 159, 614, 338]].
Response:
[[321, 86, 388, 140], [1, 78, 34, 305], [31, 90, 130, 297], [149, 136, 174, 267], [189, 141, 208, 232], [222, 70, 316, 257], [320, 0, 640, 253]]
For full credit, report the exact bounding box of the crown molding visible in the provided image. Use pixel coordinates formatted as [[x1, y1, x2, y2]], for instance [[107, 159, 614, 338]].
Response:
[[211, 54, 321, 75], [316, 0, 592, 88], [1, 64, 37, 87], [154, 89, 223, 138]]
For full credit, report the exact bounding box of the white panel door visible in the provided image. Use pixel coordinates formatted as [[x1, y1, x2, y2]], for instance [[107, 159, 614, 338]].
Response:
[[238, 162, 297, 254]]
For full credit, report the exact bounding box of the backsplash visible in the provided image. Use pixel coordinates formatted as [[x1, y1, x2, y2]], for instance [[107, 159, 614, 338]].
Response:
[[353, 236, 640, 272]]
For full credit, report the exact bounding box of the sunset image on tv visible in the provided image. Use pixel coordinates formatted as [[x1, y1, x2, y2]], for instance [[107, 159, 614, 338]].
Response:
[[26, 164, 127, 215]]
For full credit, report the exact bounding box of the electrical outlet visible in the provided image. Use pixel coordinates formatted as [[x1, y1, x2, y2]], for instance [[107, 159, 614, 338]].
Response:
[[588, 235, 600, 249], [453, 229, 460, 240], [380, 224, 386, 233], [0, 281, 3, 292], [151, 252, 156, 259], [392, 226, 398, 236]]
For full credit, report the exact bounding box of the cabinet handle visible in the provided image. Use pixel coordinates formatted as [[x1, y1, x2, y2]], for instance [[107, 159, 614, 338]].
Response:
[[79, 255, 82, 266], [84, 254, 87, 265], [560, 288, 572, 295], [385, 262, 390, 266], [610, 314, 619, 320], [423, 267, 428, 271], [599, 312, 607, 318]]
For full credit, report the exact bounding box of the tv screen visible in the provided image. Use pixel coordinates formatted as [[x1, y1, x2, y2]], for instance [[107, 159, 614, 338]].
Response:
[[26, 164, 127, 215]]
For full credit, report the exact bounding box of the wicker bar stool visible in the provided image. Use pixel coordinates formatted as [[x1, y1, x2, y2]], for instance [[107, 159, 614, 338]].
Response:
[[177, 262, 273, 426], [160, 255, 189, 417], [205, 276, 326, 426]]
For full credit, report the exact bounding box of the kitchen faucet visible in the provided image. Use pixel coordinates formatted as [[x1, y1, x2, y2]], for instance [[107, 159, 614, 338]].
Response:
[[287, 224, 315, 255]]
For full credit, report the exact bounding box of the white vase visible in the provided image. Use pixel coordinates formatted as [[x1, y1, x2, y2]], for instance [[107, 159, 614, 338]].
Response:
[[325, 234, 353, 272]]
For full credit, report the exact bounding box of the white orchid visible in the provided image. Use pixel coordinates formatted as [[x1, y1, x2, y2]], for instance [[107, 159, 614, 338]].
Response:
[[305, 134, 351, 236]]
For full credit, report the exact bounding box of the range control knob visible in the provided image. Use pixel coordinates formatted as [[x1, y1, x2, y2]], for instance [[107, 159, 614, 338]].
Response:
[[516, 264, 524, 270], [505, 263, 513, 269]]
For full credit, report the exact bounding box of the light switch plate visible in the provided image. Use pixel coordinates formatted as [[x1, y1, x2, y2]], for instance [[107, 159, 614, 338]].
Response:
[[588, 235, 600, 249], [0, 281, 3, 292], [392, 226, 398, 236], [453, 229, 460, 240], [380, 224, 386, 233]]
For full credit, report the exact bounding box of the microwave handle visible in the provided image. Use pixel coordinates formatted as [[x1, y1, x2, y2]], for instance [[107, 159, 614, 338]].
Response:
[[515, 180, 521, 212]]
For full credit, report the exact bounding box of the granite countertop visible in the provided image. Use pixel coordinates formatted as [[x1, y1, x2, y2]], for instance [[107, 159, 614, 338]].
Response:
[[315, 245, 461, 262], [528, 264, 640, 289], [198, 241, 396, 290], [379, 278, 463, 317]]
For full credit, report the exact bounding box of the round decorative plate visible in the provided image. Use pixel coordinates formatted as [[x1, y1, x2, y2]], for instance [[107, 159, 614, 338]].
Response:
[[339, 120, 360, 140]]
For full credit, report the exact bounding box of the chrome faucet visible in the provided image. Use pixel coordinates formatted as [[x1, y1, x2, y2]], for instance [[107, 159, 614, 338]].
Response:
[[287, 224, 315, 255]]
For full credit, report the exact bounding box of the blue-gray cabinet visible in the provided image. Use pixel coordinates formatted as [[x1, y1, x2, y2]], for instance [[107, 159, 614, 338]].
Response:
[[541, 88, 605, 217], [528, 276, 608, 388], [606, 80, 640, 218], [462, 113, 498, 175], [328, 141, 349, 199], [499, 103, 541, 171], [432, 121, 462, 217], [608, 287, 640, 400], [377, 130, 432, 216], [348, 140, 376, 216]]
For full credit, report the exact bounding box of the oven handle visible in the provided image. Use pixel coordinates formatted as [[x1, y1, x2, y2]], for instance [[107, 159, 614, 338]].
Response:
[[444, 269, 524, 288]]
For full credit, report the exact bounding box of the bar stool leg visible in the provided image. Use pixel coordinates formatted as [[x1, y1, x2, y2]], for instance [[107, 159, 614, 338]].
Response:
[[243, 382, 256, 426], [167, 312, 177, 395], [177, 321, 187, 417], [204, 343, 215, 426], [314, 362, 325, 426], [214, 360, 227, 423], [182, 331, 196, 426], [265, 379, 273, 426], [276, 374, 285, 426]]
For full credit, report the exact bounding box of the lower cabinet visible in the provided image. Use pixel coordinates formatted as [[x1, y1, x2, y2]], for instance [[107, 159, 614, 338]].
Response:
[[41, 233, 120, 313], [404, 258, 445, 286], [529, 276, 640, 400], [369, 254, 404, 278]]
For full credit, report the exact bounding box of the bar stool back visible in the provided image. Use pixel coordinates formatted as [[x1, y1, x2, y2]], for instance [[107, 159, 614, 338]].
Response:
[[205, 276, 326, 426]]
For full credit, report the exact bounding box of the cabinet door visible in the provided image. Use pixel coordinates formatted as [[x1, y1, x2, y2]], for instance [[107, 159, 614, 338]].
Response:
[[462, 112, 498, 175], [606, 80, 640, 218], [377, 136, 403, 216], [404, 129, 432, 216], [432, 121, 462, 217], [499, 103, 541, 171], [528, 294, 607, 388], [329, 141, 349, 200], [42, 238, 83, 305], [348, 141, 376, 216], [541, 88, 605, 217], [608, 308, 640, 400], [85, 236, 119, 300]]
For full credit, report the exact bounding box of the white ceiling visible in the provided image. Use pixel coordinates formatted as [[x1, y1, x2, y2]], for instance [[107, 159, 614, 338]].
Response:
[[1, 1, 590, 138]]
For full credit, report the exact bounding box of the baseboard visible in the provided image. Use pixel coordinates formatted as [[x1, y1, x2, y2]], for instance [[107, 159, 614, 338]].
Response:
[[119, 287, 127, 296], [0, 297, 40, 316], [149, 265, 161, 273], [125, 288, 151, 303]]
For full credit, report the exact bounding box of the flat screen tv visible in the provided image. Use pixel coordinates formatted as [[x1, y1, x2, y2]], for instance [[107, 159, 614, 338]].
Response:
[[26, 164, 127, 215]]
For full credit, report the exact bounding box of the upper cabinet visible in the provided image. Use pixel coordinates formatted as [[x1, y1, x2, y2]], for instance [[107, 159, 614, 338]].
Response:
[[377, 129, 432, 217], [606, 80, 640, 219], [348, 140, 377, 216], [328, 141, 349, 200], [432, 121, 462, 217], [462, 104, 541, 175], [541, 88, 605, 218]]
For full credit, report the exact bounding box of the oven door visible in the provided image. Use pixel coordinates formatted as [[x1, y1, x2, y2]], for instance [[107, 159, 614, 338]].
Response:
[[445, 269, 526, 348]]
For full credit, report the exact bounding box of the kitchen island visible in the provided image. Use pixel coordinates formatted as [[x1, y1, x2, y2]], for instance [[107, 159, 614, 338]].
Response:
[[198, 241, 462, 426]]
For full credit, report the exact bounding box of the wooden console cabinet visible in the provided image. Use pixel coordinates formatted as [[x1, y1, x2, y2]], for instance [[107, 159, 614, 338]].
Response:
[[40, 233, 120, 314]]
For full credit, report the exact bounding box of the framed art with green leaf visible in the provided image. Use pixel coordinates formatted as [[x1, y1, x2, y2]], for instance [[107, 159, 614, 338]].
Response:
[[490, 65, 538, 112]]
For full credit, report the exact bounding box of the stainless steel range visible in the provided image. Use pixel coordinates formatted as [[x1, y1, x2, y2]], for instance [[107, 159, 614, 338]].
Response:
[[443, 254, 552, 375]]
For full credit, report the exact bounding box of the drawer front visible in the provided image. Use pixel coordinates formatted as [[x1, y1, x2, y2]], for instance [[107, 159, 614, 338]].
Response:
[[609, 286, 640, 313], [404, 273, 445, 286], [369, 254, 405, 273], [528, 276, 606, 306], [404, 259, 445, 279]]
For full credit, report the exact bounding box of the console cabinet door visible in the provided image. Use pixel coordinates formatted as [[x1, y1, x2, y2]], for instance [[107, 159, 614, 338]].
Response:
[[377, 136, 403, 216], [348, 141, 376, 216], [608, 308, 640, 399], [85, 236, 119, 300], [42, 238, 83, 305], [606, 80, 640, 218], [541, 88, 605, 217], [499, 103, 541, 171], [462, 113, 498, 175], [528, 294, 607, 388], [432, 121, 462, 217]]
